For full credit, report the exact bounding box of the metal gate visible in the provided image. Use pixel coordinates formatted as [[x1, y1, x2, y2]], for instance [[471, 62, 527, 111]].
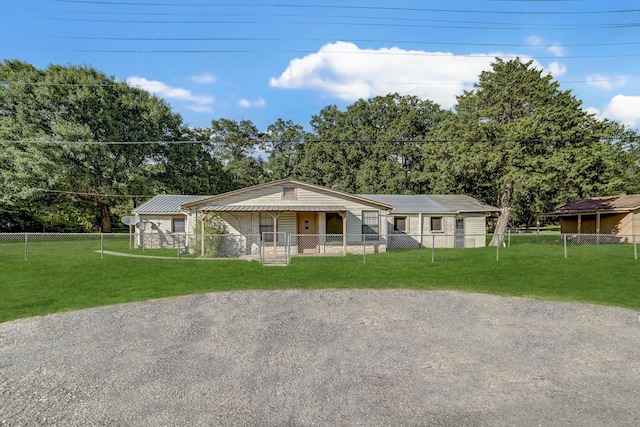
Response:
[[260, 232, 290, 265]]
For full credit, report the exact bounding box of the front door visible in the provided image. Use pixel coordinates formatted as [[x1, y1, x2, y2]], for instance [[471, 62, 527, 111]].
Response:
[[297, 212, 318, 253], [455, 218, 465, 248]]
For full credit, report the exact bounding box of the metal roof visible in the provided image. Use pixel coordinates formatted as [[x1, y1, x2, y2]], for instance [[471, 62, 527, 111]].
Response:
[[200, 205, 347, 212], [131, 188, 498, 216], [547, 194, 640, 216], [133, 195, 213, 214], [358, 194, 499, 214]]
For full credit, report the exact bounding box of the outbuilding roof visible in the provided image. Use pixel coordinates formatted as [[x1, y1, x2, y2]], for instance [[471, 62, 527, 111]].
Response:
[[359, 194, 499, 214], [133, 195, 212, 214], [547, 194, 640, 216]]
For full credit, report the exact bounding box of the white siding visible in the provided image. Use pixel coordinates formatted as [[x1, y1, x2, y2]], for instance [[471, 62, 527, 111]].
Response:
[[464, 215, 488, 248]]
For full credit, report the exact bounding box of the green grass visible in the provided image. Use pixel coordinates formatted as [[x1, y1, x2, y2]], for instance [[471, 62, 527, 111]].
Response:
[[1, 236, 638, 323]]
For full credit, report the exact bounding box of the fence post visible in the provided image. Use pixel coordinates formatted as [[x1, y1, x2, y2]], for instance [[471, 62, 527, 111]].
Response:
[[634, 234, 637, 260], [563, 234, 567, 258], [496, 237, 499, 261], [363, 235, 366, 264], [178, 236, 181, 260], [101, 233, 104, 260], [508, 229, 511, 247], [431, 234, 435, 263], [24, 233, 28, 260]]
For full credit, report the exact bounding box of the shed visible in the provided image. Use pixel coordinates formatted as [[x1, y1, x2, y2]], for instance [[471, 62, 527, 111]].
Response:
[[547, 194, 640, 236]]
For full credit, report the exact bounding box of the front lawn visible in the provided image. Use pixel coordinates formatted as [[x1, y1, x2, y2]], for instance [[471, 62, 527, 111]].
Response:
[[1, 237, 638, 323]]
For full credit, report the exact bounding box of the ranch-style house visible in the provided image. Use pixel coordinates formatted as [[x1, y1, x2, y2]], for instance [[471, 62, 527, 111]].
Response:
[[132, 179, 499, 257]]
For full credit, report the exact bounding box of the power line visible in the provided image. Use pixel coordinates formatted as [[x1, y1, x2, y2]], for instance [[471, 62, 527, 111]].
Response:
[[39, 35, 640, 49], [37, 189, 157, 198], [3, 45, 640, 59], [25, 8, 624, 30], [2, 135, 635, 146], [51, 1, 640, 16], [21, 14, 640, 31], [1, 76, 632, 88]]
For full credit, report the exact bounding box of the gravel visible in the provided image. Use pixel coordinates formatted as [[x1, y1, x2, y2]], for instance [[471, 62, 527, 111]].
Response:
[[1, 290, 639, 426]]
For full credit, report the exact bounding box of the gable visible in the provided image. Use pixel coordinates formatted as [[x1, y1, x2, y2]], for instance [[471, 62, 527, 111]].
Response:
[[183, 179, 393, 211]]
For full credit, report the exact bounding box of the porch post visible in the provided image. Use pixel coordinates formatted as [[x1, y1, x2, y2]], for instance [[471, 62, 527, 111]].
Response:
[[342, 211, 347, 256], [201, 211, 205, 256], [577, 214, 582, 234], [271, 212, 279, 252], [419, 212, 424, 248]]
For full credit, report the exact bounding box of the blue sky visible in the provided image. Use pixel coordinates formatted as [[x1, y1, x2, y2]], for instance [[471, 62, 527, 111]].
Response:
[[3, 0, 640, 131]]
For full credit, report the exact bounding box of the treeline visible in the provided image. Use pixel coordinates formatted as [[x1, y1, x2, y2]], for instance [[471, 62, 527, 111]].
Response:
[[1, 58, 638, 237]]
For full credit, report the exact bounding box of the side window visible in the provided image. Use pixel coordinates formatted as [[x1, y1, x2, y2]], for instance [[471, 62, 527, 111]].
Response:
[[393, 216, 407, 233], [172, 217, 185, 233], [362, 211, 380, 239], [430, 216, 443, 232]]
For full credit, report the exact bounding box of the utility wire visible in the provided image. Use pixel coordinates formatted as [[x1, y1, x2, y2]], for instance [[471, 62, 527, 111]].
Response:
[[51, 1, 640, 16], [3, 45, 640, 59]]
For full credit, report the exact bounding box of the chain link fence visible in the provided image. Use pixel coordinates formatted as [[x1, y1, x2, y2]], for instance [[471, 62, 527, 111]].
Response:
[[1, 232, 637, 262]]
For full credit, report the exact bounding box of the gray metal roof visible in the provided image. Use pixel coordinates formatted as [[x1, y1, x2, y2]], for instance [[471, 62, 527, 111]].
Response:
[[358, 194, 499, 214], [133, 195, 213, 214], [200, 205, 347, 212], [132, 192, 498, 215]]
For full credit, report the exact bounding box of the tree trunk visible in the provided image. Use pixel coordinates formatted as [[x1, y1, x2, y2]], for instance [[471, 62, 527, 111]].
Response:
[[489, 180, 514, 247], [100, 202, 112, 233]]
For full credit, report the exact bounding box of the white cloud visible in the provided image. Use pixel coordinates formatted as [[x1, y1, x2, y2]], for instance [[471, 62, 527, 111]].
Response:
[[527, 35, 544, 47], [587, 74, 629, 90], [548, 43, 565, 58], [546, 62, 567, 77], [270, 41, 509, 108], [602, 95, 640, 128], [126, 76, 215, 113], [238, 98, 266, 108], [527, 35, 565, 57], [191, 72, 217, 84]]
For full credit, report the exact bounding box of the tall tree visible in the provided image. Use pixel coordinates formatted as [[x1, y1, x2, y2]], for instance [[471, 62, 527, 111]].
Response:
[[153, 127, 233, 195], [0, 60, 184, 232], [434, 58, 635, 244], [209, 118, 266, 188], [299, 94, 446, 193], [263, 118, 307, 180]]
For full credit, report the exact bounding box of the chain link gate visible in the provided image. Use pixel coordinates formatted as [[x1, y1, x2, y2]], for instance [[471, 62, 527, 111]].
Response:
[[260, 232, 290, 265]]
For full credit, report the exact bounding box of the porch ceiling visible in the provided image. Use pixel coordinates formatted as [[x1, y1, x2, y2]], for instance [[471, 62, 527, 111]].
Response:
[[199, 205, 347, 213]]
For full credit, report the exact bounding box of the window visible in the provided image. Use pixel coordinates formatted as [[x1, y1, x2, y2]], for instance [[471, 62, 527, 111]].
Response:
[[362, 211, 380, 240], [282, 187, 297, 200], [172, 217, 185, 233], [430, 216, 443, 232], [393, 216, 407, 233], [260, 212, 278, 241]]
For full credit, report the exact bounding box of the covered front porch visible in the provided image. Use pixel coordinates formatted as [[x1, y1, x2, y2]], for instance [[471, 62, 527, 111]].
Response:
[[197, 205, 350, 256]]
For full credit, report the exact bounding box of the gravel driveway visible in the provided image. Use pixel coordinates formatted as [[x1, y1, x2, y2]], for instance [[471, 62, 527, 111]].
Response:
[[1, 290, 639, 426]]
